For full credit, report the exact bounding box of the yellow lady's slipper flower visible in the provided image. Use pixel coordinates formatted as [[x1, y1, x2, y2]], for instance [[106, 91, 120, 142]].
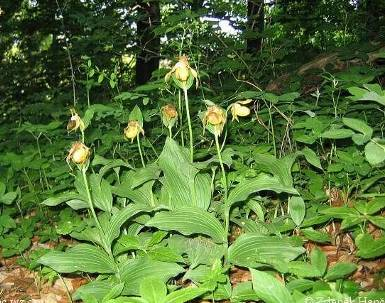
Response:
[[203, 105, 226, 136], [124, 120, 144, 142], [66, 142, 90, 165], [165, 55, 198, 89], [67, 108, 85, 133], [161, 104, 178, 122], [230, 99, 252, 121]]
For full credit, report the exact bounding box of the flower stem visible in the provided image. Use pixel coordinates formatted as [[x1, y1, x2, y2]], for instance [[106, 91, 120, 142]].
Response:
[[183, 88, 193, 162], [168, 126, 172, 138], [178, 90, 184, 147], [81, 167, 103, 233], [137, 135, 146, 168], [215, 135, 229, 232]]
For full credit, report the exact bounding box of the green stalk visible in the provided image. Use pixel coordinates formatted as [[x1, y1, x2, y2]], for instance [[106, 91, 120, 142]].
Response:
[[81, 167, 103, 233], [81, 166, 113, 258], [178, 89, 185, 146], [215, 135, 229, 233], [137, 134, 146, 168], [168, 126, 172, 138], [183, 88, 194, 162]]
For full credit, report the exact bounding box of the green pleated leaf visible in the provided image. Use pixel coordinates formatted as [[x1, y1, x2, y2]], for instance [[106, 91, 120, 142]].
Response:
[[104, 204, 148, 247], [162, 286, 210, 303], [253, 153, 297, 187], [42, 192, 80, 206], [227, 173, 298, 208], [38, 244, 116, 273], [140, 277, 167, 303], [146, 207, 226, 243], [120, 257, 184, 295], [288, 196, 306, 226], [159, 138, 211, 209], [228, 233, 305, 268], [89, 174, 113, 212], [251, 269, 294, 303]]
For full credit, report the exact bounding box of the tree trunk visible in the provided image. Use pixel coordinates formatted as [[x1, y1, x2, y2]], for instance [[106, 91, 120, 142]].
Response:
[[246, 0, 265, 53], [135, 0, 160, 85]]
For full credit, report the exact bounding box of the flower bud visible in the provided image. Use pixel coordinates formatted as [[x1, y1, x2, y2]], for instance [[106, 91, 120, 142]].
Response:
[[203, 105, 226, 136], [67, 109, 85, 133], [66, 142, 90, 165], [124, 120, 144, 142]]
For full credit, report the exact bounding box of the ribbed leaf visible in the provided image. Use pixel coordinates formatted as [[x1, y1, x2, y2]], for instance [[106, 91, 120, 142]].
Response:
[[146, 207, 226, 243], [89, 174, 113, 212], [42, 191, 80, 206], [140, 277, 167, 303], [120, 257, 184, 295], [228, 233, 305, 268], [251, 269, 294, 303], [253, 153, 297, 187], [158, 138, 211, 209], [38, 244, 116, 273], [163, 286, 210, 303], [227, 173, 298, 208], [104, 204, 148, 246]]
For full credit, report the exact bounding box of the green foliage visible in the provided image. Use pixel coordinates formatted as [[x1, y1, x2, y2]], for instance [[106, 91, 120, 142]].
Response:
[[1, 1, 385, 301]]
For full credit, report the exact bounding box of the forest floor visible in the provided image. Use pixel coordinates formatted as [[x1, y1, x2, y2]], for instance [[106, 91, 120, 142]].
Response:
[[1, 222, 385, 303]]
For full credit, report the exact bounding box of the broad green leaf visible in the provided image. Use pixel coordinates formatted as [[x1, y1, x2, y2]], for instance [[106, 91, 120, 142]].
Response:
[[288, 196, 305, 226], [104, 204, 148, 247], [73, 281, 116, 302], [159, 138, 211, 209], [320, 206, 360, 219], [89, 174, 113, 212], [167, 235, 225, 268], [364, 197, 385, 214], [310, 247, 327, 276], [231, 282, 260, 303], [146, 207, 226, 243], [301, 147, 322, 170], [253, 153, 297, 187], [287, 261, 322, 278], [250, 269, 294, 303], [120, 257, 183, 295], [365, 140, 385, 165], [140, 277, 167, 303], [38, 244, 116, 273], [162, 286, 210, 303], [321, 128, 354, 139], [342, 117, 373, 138], [324, 263, 357, 281], [348, 85, 385, 106], [356, 233, 385, 258], [228, 233, 305, 268], [0, 191, 17, 205], [368, 216, 385, 229], [103, 283, 125, 302], [42, 192, 80, 206], [130, 163, 160, 188], [227, 173, 298, 208], [301, 228, 331, 243]]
